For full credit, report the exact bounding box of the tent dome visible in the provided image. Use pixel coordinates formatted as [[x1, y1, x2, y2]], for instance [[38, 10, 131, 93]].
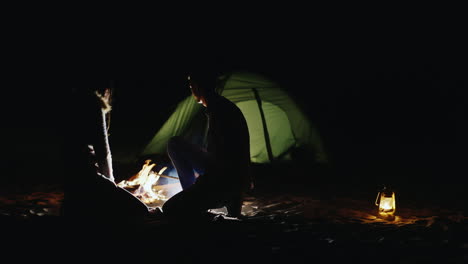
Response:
[[141, 71, 327, 164]]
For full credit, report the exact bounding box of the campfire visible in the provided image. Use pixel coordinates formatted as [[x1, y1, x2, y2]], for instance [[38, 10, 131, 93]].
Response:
[[117, 160, 181, 208]]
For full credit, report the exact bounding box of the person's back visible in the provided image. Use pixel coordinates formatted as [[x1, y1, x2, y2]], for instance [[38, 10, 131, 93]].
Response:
[[162, 70, 252, 220], [201, 94, 251, 196]]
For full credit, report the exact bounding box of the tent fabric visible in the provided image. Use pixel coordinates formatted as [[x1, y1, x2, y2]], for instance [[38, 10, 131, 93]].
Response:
[[141, 72, 327, 164]]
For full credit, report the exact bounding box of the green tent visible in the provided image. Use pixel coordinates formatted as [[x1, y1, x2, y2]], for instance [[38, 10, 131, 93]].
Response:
[[141, 71, 327, 164]]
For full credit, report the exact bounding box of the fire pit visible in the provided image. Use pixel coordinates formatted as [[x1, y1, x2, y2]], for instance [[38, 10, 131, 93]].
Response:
[[117, 159, 181, 208]]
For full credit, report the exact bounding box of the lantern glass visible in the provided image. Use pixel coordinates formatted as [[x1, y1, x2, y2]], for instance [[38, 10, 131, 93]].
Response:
[[375, 190, 396, 217]]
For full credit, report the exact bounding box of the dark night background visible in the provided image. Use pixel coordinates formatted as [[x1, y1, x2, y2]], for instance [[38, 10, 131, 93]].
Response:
[[1, 12, 468, 263], [1, 18, 467, 209]]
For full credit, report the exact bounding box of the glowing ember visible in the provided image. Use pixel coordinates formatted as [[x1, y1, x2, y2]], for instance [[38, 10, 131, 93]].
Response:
[[117, 160, 170, 206]]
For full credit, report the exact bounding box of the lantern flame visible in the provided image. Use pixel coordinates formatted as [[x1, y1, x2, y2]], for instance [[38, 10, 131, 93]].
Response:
[[379, 197, 394, 211]]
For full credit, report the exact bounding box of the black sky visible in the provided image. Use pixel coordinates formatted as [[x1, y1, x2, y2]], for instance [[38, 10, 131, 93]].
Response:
[[1, 20, 466, 200]]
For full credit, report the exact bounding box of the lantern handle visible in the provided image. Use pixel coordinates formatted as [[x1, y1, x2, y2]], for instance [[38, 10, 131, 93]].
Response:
[[375, 192, 381, 206]]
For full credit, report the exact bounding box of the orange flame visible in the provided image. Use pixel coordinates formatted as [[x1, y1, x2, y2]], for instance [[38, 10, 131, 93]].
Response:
[[117, 160, 169, 207]]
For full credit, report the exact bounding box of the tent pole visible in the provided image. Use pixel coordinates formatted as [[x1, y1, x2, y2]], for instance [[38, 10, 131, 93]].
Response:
[[252, 88, 274, 163]]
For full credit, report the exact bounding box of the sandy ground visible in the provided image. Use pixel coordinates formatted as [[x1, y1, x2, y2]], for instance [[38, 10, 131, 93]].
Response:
[[1, 181, 467, 263]]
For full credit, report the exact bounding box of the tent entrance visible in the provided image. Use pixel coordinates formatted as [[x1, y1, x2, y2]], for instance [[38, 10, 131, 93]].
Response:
[[236, 100, 296, 164]]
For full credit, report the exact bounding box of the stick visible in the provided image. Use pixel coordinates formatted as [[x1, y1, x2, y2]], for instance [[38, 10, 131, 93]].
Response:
[[157, 174, 179, 180]]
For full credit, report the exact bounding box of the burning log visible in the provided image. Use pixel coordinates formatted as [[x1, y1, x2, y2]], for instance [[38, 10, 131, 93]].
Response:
[[117, 160, 181, 208]]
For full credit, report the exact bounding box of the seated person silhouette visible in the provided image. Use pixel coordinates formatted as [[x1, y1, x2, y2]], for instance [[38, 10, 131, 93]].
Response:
[[162, 70, 253, 221]]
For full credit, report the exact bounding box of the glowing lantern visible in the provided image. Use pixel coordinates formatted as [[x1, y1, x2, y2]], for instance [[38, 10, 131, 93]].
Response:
[[375, 186, 396, 219]]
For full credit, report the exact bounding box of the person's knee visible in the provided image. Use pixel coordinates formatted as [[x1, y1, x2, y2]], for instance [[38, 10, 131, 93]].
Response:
[[161, 192, 183, 218], [162, 189, 207, 220], [161, 198, 174, 215], [167, 136, 184, 153], [162, 198, 188, 221]]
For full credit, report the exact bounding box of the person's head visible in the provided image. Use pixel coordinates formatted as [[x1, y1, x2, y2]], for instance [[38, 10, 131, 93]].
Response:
[[187, 67, 222, 107]]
